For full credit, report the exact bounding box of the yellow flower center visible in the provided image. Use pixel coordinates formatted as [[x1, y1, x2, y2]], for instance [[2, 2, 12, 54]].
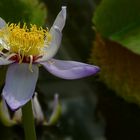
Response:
[[1, 23, 51, 57]]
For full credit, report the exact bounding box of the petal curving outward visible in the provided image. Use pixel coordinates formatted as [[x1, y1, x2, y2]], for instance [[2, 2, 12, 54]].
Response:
[[40, 59, 100, 80], [0, 57, 13, 65], [2, 63, 39, 110], [0, 17, 6, 29], [51, 6, 66, 32], [37, 7, 66, 62]]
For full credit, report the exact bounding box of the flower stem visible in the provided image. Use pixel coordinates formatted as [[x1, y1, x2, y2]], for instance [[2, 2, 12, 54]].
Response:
[[22, 100, 37, 140]]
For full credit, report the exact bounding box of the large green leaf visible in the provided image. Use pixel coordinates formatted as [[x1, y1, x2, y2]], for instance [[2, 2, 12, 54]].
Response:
[[94, 0, 140, 54]]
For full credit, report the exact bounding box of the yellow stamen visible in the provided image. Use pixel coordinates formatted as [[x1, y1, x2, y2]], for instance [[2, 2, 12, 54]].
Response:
[[0, 23, 52, 62]]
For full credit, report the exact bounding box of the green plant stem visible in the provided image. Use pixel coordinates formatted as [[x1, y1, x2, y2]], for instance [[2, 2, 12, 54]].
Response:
[[22, 100, 37, 140]]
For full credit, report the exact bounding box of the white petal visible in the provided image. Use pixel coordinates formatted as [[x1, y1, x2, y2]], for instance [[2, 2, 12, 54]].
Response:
[[51, 6, 66, 32], [32, 92, 44, 123], [0, 57, 13, 65], [37, 7, 66, 62], [37, 27, 62, 62], [2, 63, 39, 110], [0, 18, 9, 51], [0, 17, 6, 29]]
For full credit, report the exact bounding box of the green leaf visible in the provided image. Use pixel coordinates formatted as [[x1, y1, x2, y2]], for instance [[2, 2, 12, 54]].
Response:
[[111, 24, 140, 54], [94, 0, 140, 54], [0, 0, 46, 26]]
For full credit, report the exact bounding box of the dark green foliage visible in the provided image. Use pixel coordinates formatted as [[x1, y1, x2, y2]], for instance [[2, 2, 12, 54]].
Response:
[[94, 0, 140, 54], [0, 0, 46, 26], [94, 0, 140, 37]]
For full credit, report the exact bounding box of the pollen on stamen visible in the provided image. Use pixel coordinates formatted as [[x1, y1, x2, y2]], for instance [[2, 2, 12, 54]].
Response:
[[1, 23, 52, 62]]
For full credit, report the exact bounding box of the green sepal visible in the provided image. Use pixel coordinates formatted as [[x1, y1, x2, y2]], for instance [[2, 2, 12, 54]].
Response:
[[0, 100, 16, 127]]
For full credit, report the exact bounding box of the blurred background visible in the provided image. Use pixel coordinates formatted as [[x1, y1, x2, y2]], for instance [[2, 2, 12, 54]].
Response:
[[1, 0, 140, 140]]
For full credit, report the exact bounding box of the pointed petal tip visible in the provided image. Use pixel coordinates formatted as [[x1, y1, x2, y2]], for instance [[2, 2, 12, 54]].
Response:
[[2, 92, 32, 111], [54, 93, 59, 107], [92, 65, 100, 74], [62, 6, 66, 9], [0, 17, 6, 28], [54, 93, 59, 99], [41, 59, 100, 80], [78, 64, 100, 78], [61, 6, 66, 12], [51, 5, 67, 33], [62, 6, 66, 20], [61, 6, 66, 18], [2, 93, 23, 111]]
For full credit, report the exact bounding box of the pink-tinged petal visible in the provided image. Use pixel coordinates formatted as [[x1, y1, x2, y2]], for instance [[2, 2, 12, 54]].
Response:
[[37, 7, 66, 62], [40, 59, 100, 80], [2, 63, 39, 110], [0, 17, 6, 28], [0, 57, 13, 65]]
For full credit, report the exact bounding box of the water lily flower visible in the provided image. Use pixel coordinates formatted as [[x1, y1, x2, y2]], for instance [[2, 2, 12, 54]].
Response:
[[0, 6, 100, 110]]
